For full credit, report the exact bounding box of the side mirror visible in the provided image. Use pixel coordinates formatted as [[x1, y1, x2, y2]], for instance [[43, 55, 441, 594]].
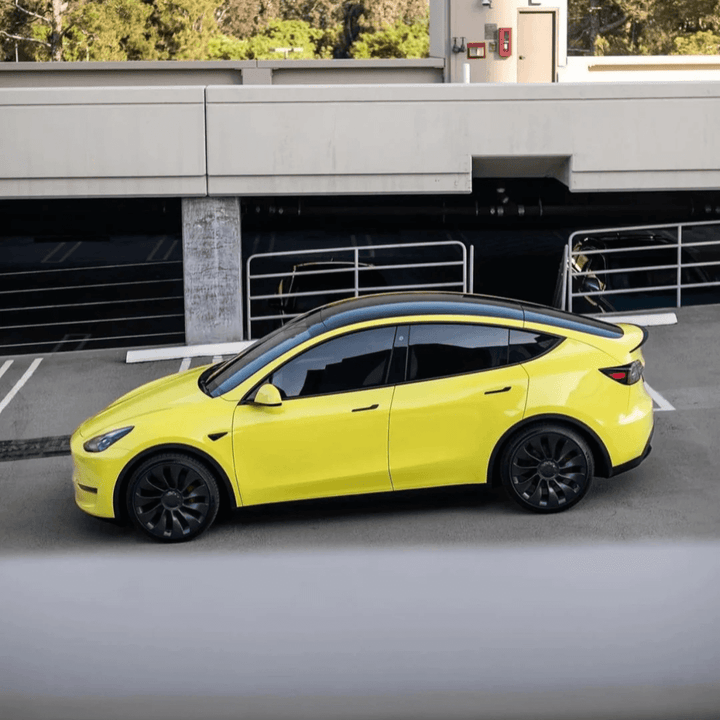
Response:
[[253, 383, 283, 407]]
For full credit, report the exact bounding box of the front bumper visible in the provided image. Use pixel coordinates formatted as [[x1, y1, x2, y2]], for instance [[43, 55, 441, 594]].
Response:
[[71, 429, 129, 519]]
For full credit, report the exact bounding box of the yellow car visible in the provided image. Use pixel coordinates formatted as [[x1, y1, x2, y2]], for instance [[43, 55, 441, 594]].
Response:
[[71, 292, 654, 543]]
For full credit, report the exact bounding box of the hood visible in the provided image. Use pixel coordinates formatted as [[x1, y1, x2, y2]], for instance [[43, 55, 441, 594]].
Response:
[[76, 367, 209, 439]]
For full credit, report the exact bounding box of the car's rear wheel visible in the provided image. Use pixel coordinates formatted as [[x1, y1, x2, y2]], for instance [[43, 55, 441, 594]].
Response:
[[126, 453, 220, 542], [501, 424, 594, 513]]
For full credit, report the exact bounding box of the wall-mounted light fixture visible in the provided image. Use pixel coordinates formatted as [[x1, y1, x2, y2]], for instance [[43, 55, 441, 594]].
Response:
[[452, 37, 467, 53], [482, 0, 492, 7]]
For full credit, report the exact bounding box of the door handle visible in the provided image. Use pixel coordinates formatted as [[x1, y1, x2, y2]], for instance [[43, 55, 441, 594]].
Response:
[[485, 386, 511, 395], [352, 403, 379, 412]]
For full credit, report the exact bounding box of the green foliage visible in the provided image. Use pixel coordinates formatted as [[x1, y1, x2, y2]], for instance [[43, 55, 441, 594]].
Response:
[[569, 0, 720, 55], [150, 0, 220, 60], [206, 33, 249, 60], [350, 13, 428, 58], [63, 0, 157, 61], [672, 30, 720, 54], [208, 18, 338, 60]]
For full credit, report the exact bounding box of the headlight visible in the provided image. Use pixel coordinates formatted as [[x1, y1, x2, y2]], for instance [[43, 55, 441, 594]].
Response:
[[83, 426, 134, 453]]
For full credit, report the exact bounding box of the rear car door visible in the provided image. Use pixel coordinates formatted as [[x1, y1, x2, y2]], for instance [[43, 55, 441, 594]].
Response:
[[388, 322, 529, 490]]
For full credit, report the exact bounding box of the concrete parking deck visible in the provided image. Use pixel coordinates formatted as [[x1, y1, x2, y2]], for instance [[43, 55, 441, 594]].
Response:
[[0, 304, 718, 552], [1, 305, 719, 720]]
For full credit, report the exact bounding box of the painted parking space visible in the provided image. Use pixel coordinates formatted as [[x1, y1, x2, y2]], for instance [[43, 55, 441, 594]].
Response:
[[0, 350, 209, 443]]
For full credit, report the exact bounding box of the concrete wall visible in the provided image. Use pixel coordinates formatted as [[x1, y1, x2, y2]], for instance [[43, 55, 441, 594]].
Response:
[[3, 82, 720, 198], [0, 87, 207, 197], [0, 59, 444, 88], [194, 82, 720, 195], [560, 55, 720, 83]]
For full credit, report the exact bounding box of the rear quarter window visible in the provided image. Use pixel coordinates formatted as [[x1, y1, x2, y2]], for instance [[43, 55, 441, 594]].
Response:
[[509, 330, 562, 365]]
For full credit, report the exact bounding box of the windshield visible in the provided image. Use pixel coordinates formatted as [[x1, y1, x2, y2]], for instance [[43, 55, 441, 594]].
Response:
[[201, 310, 325, 397]]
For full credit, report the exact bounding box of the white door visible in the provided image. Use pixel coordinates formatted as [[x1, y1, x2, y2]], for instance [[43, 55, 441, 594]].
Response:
[[518, 11, 556, 83]]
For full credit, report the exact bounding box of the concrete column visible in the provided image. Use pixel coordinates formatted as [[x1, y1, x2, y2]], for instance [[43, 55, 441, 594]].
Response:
[[182, 197, 244, 344]]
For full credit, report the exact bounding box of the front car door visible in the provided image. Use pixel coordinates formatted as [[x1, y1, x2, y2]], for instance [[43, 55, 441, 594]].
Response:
[[232, 325, 397, 506], [388, 322, 530, 490]]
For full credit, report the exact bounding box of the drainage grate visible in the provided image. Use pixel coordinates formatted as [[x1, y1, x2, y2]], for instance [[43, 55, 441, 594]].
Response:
[[0, 435, 72, 462]]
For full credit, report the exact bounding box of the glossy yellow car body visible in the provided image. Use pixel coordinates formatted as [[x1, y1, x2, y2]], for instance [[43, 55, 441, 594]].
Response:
[[71, 292, 654, 542]]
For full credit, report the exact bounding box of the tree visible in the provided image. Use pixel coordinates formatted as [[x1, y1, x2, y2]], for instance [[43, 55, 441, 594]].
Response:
[[151, 0, 220, 60], [64, 0, 156, 61], [215, 0, 428, 57], [215, 0, 280, 40], [0, 0, 155, 61], [208, 18, 338, 59], [568, 0, 720, 55], [350, 12, 428, 58], [0, 0, 70, 61], [672, 29, 720, 54]]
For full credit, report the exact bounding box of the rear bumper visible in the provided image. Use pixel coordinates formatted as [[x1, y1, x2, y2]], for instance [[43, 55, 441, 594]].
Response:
[[610, 422, 654, 477]]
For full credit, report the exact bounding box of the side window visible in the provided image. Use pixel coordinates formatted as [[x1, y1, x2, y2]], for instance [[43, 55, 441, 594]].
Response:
[[269, 326, 396, 399], [509, 330, 561, 364], [407, 324, 509, 382]]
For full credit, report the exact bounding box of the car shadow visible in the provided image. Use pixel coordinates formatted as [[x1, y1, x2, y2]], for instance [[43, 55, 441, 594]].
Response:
[[221, 483, 512, 528]]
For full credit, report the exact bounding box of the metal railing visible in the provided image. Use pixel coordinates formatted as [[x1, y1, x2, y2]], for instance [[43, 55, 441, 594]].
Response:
[[246, 241, 472, 339], [563, 220, 720, 313], [0, 260, 184, 355]]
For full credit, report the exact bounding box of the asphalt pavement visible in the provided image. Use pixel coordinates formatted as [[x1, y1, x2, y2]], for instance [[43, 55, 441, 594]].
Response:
[[1, 304, 720, 719]]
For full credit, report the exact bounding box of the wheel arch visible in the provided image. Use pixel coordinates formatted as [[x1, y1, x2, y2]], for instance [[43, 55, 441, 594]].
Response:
[[487, 414, 613, 488], [113, 443, 237, 522]]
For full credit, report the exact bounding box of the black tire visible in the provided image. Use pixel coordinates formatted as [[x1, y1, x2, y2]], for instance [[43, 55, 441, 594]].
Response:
[[126, 453, 220, 542], [500, 424, 594, 513]]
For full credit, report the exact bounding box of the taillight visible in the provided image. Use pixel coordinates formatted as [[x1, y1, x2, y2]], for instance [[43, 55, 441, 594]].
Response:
[[600, 360, 644, 385]]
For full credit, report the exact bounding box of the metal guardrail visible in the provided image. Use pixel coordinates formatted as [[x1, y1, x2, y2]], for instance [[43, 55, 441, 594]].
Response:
[[0, 260, 185, 354], [563, 220, 720, 313], [246, 241, 472, 339]]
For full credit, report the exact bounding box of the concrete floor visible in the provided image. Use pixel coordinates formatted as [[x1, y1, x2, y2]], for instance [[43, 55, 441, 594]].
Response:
[[1, 305, 719, 719]]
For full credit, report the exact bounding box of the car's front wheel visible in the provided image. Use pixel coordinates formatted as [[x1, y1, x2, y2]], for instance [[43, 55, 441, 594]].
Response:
[[501, 424, 594, 513], [126, 453, 220, 542]]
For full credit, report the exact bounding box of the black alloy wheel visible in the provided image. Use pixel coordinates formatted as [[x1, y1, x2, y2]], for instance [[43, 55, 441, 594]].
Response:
[[501, 424, 594, 513], [127, 453, 220, 542]]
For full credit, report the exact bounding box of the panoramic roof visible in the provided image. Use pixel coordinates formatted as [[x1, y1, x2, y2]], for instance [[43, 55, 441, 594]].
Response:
[[318, 292, 623, 339]]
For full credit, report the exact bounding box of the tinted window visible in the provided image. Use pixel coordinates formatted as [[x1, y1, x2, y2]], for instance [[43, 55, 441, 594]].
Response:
[[509, 330, 561, 364], [407, 324, 509, 382], [203, 309, 326, 397], [269, 326, 395, 399]]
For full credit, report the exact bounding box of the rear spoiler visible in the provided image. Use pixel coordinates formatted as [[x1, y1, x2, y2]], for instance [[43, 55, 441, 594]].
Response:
[[616, 323, 649, 353]]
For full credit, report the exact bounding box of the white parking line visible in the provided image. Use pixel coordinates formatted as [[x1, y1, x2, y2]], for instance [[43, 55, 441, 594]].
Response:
[[42, 241, 82, 263], [0, 359, 13, 381], [127, 341, 254, 364], [42, 242, 66, 263], [0, 358, 42, 416], [596, 312, 677, 327], [146, 237, 165, 262], [162, 239, 178, 261], [645, 381, 675, 412], [56, 241, 82, 263], [178, 357, 191, 372]]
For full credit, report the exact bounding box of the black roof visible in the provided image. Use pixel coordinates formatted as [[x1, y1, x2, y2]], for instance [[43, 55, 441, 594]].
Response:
[[317, 292, 623, 339]]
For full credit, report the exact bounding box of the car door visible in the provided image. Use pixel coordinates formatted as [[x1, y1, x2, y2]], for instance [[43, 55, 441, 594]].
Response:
[[388, 322, 529, 490], [232, 325, 397, 506]]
